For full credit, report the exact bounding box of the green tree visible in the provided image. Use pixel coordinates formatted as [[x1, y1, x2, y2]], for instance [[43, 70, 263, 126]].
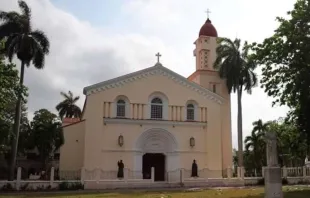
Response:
[[56, 91, 82, 120], [251, 0, 310, 154], [268, 120, 307, 167], [27, 109, 64, 170], [214, 38, 257, 167], [0, 41, 28, 157], [242, 118, 307, 171], [0, 0, 50, 180]]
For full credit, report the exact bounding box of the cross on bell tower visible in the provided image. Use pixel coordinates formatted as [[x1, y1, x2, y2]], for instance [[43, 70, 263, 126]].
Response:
[[155, 52, 162, 63], [205, 8, 211, 19]]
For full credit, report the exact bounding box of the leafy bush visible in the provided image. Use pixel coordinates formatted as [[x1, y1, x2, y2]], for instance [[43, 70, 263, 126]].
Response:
[[1, 183, 14, 191], [58, 182, 83, 191], [297, 179, 310, 185], [58, 182, 69, 190], [257, 178, 265, 186], [282, 177, 288, 185], [20, 183, 29, 191]]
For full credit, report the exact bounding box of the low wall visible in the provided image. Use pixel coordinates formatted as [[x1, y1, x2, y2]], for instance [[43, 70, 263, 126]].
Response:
[[1, 166, 310, 191]]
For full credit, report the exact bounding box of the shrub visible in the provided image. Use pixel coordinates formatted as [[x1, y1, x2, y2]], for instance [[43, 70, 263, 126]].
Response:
[[1, 183, 14, 191], [282, 177, 288, 185], [257, 178, 265, 186], [20, 183, 29, 191], [59, 182, 83, 191], [58, 182, 69, 190], [36, 185, 45, 191]]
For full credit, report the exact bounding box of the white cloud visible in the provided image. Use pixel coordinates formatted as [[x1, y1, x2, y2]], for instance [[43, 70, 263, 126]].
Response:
[[1, 0, 295, 148], [0, 0, 174, 119]]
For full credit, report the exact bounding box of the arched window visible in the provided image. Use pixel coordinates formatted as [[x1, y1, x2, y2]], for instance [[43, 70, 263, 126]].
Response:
[[187, 104, 195, 120], [151, 97, 163, 119], [116, 100, 126, 117]]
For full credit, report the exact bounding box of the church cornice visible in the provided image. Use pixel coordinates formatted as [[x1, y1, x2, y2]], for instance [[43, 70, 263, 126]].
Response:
[[83, 64, 225, 104], [104, 118, 207, 127]]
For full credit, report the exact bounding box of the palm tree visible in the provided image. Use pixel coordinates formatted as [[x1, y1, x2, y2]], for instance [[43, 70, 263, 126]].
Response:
[[252, 119, 270, 134], [56, 91, 82, 120], [0, 0, 50, 180], [214, 38, 257, 168], [244, 119, 269, 169]]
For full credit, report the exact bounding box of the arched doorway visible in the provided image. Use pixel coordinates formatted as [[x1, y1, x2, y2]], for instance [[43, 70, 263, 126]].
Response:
[[134, 128, 179, 181], [143, 153, 165, 181]]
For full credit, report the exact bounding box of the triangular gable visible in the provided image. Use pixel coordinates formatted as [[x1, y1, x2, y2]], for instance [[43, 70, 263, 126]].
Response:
[[83, 63, 225, 104]]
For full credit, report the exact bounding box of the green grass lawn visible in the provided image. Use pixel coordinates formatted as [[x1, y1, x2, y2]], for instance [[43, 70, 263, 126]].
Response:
[[0, 187, 310, 198]]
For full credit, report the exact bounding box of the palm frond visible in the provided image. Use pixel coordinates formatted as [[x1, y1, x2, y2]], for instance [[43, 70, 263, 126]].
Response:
[[244, 136, 253, 144], [68, 91, 73, 98], [0, 20, 21, 40], [73, 96, 80, 103], [59, 108, 66, 120], [18, 0, 31, 20], [55, 101, 65, 111], [73, 106, 82, 118], [245, 143, 253, 151], [241, 41, 249, 59], [6, 34, 20, 62], [60, 91, 69, 99], [243, 69, 258, 94], [233, 38, 241, 51], [32, 45, 45, 69], [31, 30, 49, 54], [0, 11, 20, 22]]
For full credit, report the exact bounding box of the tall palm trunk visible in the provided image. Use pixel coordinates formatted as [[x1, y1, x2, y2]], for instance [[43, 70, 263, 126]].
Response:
[[237, 86, 243, 168], [8, 61, 25, 181]]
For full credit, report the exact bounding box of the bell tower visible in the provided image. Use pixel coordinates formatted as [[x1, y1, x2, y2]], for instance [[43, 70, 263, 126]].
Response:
[[188, 16, 232, 174], [189, 17, 228, 99], [194, 18, 218, 71]]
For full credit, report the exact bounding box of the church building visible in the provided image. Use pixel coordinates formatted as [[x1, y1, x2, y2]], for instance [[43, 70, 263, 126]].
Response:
[[59, 17, 232, 181]]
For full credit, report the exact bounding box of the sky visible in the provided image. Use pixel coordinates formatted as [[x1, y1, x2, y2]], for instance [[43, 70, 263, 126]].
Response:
[[0, 0, 295, 148]]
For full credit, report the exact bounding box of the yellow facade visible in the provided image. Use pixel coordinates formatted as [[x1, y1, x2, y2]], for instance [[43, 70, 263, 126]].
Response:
[[59, 24, 232, 179]]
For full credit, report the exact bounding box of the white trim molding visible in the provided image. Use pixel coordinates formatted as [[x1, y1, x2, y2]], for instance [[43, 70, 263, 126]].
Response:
[[135, 128, 178, 153], [103, 118, 207, 127], [134, 128, 180, 171], [83, 63, 224, 104]]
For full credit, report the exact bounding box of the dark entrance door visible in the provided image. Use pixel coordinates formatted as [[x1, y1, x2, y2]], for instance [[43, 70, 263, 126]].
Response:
[[142, 153, 165, 181]]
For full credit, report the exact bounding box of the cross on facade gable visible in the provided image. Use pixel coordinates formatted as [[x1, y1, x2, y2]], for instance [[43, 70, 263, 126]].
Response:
[[155, 52, 162, 63], [205, 9, 211, 18]]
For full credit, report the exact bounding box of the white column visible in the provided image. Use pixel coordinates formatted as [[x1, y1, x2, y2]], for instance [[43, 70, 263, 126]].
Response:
[[124, 168, 128, 182], [50, 167, 55, 186], [16, 167, 21, 191], [262, 167, 265, 178], [151, 167, 155, 183], [227, 167, 231, 179], [134, 152, 143, 171], [237, 167, 241, 178], [241, 167, 245, 179], [166, 153, 180, 172], [145, 104, 150, 119], [80, 167, 85, 184], [181, 169, 184, 183], [95, 167, 100, 183], [282, 166, 287, 178]]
